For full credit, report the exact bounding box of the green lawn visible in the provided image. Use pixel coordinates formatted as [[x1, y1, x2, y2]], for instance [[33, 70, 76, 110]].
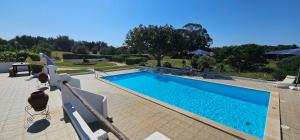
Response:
[[222, 71, 275, 81], [57, 69, 91, 74], [219, 61, 277, 81], [51, 51, 73, 60], [55, 61, 115, 68], [146, 59, 191, 68], [146, 58, 277, 81], [56, 57, 277, 81], [94, 65, 140, 71]]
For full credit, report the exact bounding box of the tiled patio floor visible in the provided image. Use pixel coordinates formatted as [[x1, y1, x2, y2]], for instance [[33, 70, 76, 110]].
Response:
[[0, 73, 78, 140], [0, 70, 299, 140]]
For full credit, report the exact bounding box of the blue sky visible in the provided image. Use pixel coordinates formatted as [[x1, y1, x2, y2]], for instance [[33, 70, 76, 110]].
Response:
[[0, 0, 299, 47]]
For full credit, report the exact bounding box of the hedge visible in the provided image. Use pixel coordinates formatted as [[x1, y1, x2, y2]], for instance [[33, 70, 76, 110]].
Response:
[[125, 57, 147, 65], [0, 51, 39, 62], [111, 55, 125, 62], [62, 54, 150, 63], [62, 54, 112, 59], [112, 54, 149, 62]]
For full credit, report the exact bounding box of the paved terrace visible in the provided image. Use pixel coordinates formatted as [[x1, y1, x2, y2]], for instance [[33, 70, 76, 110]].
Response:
[[0, 70, 299, 140], [0, 73, 78, 140]]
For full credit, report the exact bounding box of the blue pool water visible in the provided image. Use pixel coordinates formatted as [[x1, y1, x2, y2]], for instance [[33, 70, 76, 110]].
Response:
[[103, 72, 270, 139]]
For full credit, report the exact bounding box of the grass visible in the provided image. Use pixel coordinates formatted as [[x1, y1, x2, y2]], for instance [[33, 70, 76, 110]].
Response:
[[56, 56, 277, 80], [51, 51, 73, 60], [55, 61, 115, 68], [57, 69, 91, 74], [217, 62, 276, 81], [222, 71, 275, 81], [146, 58, 277, 81], [146, 59, 191, 68], [94, 65, 140, 71]]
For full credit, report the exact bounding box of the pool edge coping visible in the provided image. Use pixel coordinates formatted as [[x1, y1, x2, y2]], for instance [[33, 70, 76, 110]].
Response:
[[264, 91, 281, 140], [96, 71, 281, 140]]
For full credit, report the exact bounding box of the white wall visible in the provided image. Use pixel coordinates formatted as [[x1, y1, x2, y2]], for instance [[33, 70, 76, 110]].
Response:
[[60, 83, 108, 123], [0, 62, 30, 73]]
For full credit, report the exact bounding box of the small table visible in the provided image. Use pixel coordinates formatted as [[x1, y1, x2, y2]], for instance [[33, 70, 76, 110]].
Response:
[[12, 62, 31, 76]]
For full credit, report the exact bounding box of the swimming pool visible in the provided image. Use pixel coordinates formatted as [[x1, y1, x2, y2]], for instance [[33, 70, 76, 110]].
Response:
[[103, 72, 270, 139]]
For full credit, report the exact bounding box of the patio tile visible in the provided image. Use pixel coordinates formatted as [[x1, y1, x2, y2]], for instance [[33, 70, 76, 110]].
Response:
[[1, 71, 300, 140], [0, 73, 78, 140]]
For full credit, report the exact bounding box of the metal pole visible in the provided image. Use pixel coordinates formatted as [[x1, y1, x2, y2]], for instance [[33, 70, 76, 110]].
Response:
[[296, 65, 300, 87], [62, 81, 129, 140]]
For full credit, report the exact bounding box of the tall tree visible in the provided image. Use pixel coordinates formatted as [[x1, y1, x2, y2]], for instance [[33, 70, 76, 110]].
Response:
[[32, 41, 52, 56], [222, 44, 268, 72], [125, 24, 174, 66], [0, 38, 7, 45], [54, 36, 74, 51], [71, 43, 89, 54], [171, 23, 213, 58], [10, 35, 37, 50], [182, 23, 213, 50]]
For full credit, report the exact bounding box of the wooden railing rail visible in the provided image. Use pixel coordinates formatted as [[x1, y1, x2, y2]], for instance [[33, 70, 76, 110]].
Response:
[[62, 81, 129, 140]]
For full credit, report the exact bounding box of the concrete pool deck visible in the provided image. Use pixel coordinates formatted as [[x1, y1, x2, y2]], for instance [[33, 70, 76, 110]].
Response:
[[0, 70, 299, 139], [97, 72, 280, 140], [95, 69, 298, 140]]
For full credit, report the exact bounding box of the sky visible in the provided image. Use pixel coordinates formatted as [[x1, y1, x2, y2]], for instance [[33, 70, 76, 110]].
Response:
[[0, 0, 299, 47]]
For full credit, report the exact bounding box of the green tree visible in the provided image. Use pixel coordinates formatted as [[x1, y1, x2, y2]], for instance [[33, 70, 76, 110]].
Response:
[[223, 44, 267, 72], [125, 24, 174, 66], [182, 23, 213, 50], [9, 35, 37, 50], [170, 23, 212, 58], [32, 41, 52, 56], [71, 43, 89, 54], [0, 38, 7, 45], [101, 46, 116, 55], [54, 36, 74, 51]]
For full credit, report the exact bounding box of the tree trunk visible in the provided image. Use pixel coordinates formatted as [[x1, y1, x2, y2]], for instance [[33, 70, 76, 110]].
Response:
[[156, 58, 161, 66], [154, 53, 162, 66]]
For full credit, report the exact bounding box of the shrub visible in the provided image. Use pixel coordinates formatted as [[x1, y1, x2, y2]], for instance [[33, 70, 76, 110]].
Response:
[[191, 55, 216, 71], [182, 60, 186, 66], [111, 54, 149, 63], [111, 55, 125, 62], [139, 62, 146, 66], [163, 62, 172, 68], [62, 54, 112, 60], [0, 51, 39, 62], [0, 51, 16, 62], [191, 55, 200, 68], [272, 56, 300, 80], [222, 45, 267, 72], [272, 69, 286, 81], [18, 52, 40, 61], [0, 44, 15, 51], [122, 54, 149, 59], [125, 57, 147, 65]]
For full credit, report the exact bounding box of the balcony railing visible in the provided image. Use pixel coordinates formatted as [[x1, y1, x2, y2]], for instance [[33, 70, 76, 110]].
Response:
[[62, 81, 129, 140]]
